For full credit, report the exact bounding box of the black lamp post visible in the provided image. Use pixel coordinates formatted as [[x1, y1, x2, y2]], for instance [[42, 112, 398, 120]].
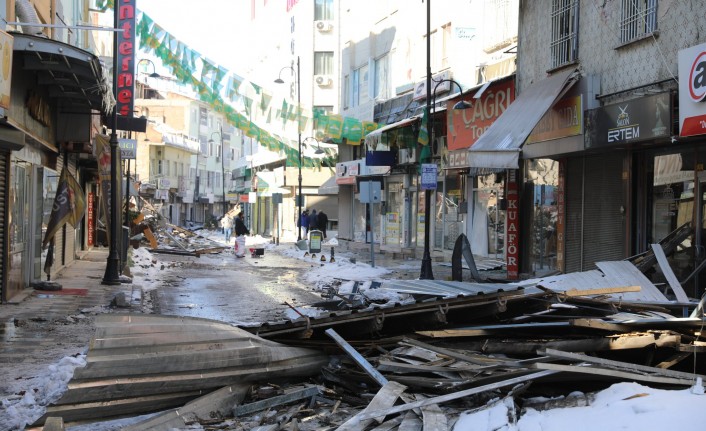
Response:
[[274, 56, 302, 240], [102, 6, 122, 285], [208, 125, 227, 216]]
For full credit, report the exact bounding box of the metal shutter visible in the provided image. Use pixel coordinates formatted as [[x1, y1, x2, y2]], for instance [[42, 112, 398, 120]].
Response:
[[565, 154, 625, 273], [0, 151, 8, 302]]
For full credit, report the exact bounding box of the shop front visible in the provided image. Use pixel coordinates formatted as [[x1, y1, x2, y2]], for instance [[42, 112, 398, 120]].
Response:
[[468, 68, 581, 279]]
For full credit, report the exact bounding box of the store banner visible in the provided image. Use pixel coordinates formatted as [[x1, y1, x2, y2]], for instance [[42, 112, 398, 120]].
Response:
[[506, 170, 519, 280], [679, 42, 706, 137], [116, 0, 136, 117], [448, 78, 515, 150]]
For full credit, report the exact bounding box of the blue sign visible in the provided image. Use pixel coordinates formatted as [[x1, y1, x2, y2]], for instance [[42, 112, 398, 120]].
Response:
[[421, 163, 437, 190]]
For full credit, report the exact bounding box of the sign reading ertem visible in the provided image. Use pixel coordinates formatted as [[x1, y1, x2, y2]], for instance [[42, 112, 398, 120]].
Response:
[[679, 42, 706, 137], [116, 0, 136, 118]]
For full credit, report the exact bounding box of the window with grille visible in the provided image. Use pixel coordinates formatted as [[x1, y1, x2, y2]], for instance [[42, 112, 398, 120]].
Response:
[[550, 0, 579, 69], [620, 0, 657, 43]]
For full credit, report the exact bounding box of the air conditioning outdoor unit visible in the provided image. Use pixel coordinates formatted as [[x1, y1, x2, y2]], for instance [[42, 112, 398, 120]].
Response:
[[315, 20, 333, 32], [432, 136, 446, 157], [315, 75, 333, 87], [398, 148, 417, 165]]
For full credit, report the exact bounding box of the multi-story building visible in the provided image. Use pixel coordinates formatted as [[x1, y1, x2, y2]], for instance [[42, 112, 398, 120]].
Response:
[[335, 0, 518, 263], [135, 79, 241, 226], [0, 0, 111, 302], [466, 1, 706, 292]]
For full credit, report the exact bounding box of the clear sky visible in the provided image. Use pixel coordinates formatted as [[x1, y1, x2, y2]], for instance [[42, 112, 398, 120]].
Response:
[[136, 0, 251, 71]]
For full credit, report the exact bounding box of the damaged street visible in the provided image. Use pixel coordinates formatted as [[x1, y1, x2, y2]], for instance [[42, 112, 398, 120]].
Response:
[[3, 227, 706, 431]]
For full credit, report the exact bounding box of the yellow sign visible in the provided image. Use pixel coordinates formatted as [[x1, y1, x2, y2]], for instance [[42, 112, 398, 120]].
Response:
[[526, 95, 582, 144]]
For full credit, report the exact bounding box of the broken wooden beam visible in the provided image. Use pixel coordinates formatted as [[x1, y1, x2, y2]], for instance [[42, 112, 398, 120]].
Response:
[[233, 386, 321, 417]]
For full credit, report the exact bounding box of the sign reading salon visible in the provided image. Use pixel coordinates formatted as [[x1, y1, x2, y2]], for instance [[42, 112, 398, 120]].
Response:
[[679, 42, 706, 137]]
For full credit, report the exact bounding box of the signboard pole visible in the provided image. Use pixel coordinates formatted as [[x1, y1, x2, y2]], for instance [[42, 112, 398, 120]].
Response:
[[369, 180, 375, 268]]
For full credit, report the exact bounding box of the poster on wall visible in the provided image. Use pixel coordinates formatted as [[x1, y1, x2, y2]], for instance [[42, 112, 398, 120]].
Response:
[[0, 30, 13, 110]]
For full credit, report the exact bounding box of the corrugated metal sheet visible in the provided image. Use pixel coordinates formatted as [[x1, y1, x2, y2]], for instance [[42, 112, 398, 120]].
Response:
[[0, 151, 7, 302], [36, 314, 329, 424]]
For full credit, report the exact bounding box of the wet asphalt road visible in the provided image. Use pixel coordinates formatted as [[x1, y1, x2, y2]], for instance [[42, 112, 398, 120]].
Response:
[[149, 249, 325, 326]]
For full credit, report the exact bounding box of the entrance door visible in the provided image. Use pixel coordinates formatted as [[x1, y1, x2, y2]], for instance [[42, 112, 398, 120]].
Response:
[[7, 162, 29, 298]]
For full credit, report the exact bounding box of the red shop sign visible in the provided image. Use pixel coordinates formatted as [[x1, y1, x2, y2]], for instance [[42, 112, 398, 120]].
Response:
[[505, 170, 519, 280]]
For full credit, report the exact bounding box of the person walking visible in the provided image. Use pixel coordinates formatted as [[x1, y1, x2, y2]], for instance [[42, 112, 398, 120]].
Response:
[[308, 209, 318, 234], [317, 210, 329, 239], [234, 212, 249, 258], [220, 213, 233, 243], [298, 210, 310, 236]]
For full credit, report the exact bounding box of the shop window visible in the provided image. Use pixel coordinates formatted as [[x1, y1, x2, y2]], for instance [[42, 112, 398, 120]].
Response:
[[525, 159, 559, 274]]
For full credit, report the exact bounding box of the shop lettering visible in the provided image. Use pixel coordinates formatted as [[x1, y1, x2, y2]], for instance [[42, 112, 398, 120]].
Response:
[[608, 126, 639, 142], [461, 88, 511, 127], [533, 105, 579, 134], [116, 0, 136, 117], [689, 51, 706, 102]]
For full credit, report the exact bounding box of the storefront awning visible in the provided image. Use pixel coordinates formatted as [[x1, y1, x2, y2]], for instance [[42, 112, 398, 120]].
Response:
[[317, 175, 339, 195], [255, 171, 290, 197], [468, 68, 580, 171], [364, 116, 421, 148]]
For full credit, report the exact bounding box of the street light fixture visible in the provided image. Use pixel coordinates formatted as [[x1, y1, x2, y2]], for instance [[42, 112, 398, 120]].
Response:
[[274, 56, 303, 240], [303, 136, 325, 155], [208, 126, 227, 216]]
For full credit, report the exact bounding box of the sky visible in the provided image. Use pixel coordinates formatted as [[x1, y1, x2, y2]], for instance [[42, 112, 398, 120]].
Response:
[[1, 228, 706, 429], [136, 0, 252, 73]]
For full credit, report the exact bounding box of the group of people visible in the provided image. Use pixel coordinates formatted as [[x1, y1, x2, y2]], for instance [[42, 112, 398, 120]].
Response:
[[220, 210, 250, 257], [297, 209, 328, 238]]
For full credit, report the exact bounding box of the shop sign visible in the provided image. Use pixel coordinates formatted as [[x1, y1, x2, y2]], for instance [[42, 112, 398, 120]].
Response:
[[447, 149, 470, 168], [679, 42, 706, 136], [526, 95, 583, 144], [448, 78, 515, 150], [87, 192, 94, 246], [240, 194, 249, 203], [119, 139, 136, 159], [506, 170, 519, 279], [116, 0, 136, 117], [586, 92, 671, 148], [413, 71, 450, 101], [336, 160, 359, 185]]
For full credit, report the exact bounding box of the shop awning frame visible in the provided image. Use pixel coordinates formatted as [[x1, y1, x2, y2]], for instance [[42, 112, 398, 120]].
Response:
[[467, 68, 580, 171], [364, 115, 421, 149]]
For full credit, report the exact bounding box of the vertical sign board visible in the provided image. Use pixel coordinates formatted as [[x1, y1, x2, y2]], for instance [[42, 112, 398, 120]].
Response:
[[556, 161, 566, 272], [420, 164, 437, 190], [679, 42, 706, 137], [87, 191, 95, 246], [0, 30, 13, 110], [506, 170, 519, 279], [116, 0, 136, 117]]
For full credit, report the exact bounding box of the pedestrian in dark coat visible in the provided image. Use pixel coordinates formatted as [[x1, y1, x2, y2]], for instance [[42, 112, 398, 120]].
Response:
[[317, 210, 329, 238], [308, 209, 318, 232], [298, 210, 310, 235]]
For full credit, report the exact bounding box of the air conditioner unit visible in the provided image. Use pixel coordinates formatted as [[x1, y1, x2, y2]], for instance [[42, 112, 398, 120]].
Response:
[[315, 20, 333, 32], [432, 136, 446, 157], [315, 75, 333, 87], [398, 148, 417, 165]]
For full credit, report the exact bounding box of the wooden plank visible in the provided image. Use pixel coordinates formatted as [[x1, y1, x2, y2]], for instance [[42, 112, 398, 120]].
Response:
[[398, 410, 423, 430], [336, 381, 408, 430], [325, 328, 388, 386], [234, 386, 320, 417], [354, 370, 556, 422], [532, 362, 694, 386], [123, 384, 251, 431], [538, 347, 706, 381], [143, 227, 158, 249], [417, 395, 448, 431], [564, 286, 641, 296], [651, 244, 690, 302]]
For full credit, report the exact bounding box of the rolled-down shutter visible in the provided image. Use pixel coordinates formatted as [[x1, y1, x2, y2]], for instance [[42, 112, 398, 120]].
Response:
[[0, 151, 8, 302]]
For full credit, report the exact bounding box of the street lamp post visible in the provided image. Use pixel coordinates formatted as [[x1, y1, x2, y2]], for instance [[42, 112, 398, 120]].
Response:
[[208, 125, 227, 216], [102, 5, 122, 285], [420, 0, 434, 280], [274, 56, 302, 241]]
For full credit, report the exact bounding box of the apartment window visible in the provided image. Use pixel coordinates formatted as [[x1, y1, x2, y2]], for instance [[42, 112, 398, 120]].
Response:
[[314, 52, 334, 75], [314, 0, 333, 20], [441, 23, 451, 69], [550, 0, 579, 69], [374, 54, 391, 100], [620, 0, 657, 43], [353, 64, 369, 106], [157, 160, 163, 176]]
